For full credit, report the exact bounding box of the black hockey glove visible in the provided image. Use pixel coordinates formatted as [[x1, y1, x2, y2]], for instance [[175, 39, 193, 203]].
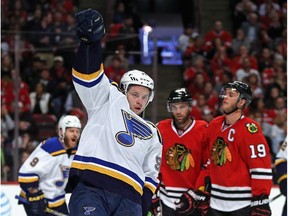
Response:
[[75, 8, 105, 43], [147, 191, 161, 216], [251, 194, 271, 216], [175, 189, 210, 215], [26, 190, 47, 215]]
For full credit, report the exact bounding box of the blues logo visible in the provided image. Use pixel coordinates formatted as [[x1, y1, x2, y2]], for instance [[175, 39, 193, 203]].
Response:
[[83, 206, 96, 215], [116, 110, 153, 147], [55, 165, 70, 187]]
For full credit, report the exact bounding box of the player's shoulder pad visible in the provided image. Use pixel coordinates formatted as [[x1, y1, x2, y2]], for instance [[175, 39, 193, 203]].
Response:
[[146, 120, 163, 145], [195, 119, 208, 127], [41, 137, 67, 156], [206, 115, 223, 128]]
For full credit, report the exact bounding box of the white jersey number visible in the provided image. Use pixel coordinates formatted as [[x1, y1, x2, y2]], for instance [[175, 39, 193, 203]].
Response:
[[249, 144, 266, 158]]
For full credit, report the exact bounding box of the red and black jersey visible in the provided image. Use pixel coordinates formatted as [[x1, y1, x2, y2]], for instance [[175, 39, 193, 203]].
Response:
[[207, 115, 273, 211], [157, 119, 208, 209]]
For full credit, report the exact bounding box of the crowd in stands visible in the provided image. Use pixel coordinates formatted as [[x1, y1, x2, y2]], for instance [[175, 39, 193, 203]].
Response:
[[180, 0, 287, 164], [1, 0, 287, 184]]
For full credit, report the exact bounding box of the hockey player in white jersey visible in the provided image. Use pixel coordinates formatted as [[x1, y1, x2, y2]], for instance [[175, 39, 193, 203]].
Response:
[[68, 8, 162, 216], [18, 115, 81, 215]]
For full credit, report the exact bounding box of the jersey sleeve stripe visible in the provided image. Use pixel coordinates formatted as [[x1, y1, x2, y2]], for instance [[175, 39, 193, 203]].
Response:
[[72, 70, 104, 88], [18, 173, 39, 183], [144, 177, 158, 193], [46, 194, 65, 208], [72, 63, 104, 80]]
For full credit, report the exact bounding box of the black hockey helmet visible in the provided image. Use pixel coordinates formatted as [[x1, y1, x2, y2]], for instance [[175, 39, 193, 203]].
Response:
[[220, 81, 253, 108], [167, 88, 193, 112]]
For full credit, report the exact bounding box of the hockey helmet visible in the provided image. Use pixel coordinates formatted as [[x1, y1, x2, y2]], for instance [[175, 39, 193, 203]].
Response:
[[167, 88, 193, 112], [58, 115, 81, 138], [119, 70, 154, 102], [219, 81, 253, 108]]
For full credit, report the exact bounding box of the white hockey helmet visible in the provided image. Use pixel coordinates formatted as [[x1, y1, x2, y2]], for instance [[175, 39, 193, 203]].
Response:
[[58, 115, 81, 138], [119, 69, 154, 102]]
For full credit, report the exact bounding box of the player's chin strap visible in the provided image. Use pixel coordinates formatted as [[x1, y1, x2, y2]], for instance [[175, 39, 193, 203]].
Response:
[[15, 195, 68, 216]]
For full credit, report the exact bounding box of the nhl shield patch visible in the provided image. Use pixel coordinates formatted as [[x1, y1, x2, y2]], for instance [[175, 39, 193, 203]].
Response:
[[245, 123, 258, 134]]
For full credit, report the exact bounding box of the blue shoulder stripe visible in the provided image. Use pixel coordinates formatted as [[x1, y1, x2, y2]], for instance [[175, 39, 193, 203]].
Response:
[[41, 137, 70, 156]]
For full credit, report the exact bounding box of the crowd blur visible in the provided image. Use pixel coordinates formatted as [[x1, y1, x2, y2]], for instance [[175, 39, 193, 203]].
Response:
[[180, 0, 287, 167], [1, 0, 286, 183]]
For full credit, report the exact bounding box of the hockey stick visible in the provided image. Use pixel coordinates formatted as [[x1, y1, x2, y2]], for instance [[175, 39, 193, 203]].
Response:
[[269, 193, 282, 202], [15, 195, 68, 216]]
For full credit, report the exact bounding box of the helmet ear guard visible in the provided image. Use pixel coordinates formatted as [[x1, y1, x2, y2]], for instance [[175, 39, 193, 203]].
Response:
[[166, 88, 193, 112], [119, 70, 154, 102]]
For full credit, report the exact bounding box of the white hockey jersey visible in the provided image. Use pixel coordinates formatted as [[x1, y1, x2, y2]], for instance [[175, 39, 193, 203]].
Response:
[[18, 137, 77, 208], [70, 41, 162, 205]]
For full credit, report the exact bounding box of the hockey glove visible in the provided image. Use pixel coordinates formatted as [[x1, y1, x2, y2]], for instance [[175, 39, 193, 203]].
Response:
[[26, 190, 47, 215], [75, 8, 105, 43], [147, 192, 161, 216], [175, 189, 210, 215], [251, 194, 271, 216]]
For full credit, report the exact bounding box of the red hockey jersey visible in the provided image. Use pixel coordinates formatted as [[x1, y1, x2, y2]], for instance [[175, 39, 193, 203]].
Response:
[[207, 115, 273, 211], [157, 119, 208, 209]]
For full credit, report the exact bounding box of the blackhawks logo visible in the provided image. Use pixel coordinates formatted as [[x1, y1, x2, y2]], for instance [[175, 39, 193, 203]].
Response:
[[211, 137, 232, 166], [165, 143, 195, 172], [246, 123, 258, 134]]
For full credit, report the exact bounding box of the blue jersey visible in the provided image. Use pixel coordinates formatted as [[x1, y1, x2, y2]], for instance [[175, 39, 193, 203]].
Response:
[[70, 41, 162, 204]]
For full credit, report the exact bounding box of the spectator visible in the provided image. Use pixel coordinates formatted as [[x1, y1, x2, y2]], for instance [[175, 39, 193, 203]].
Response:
[[210, 45, 232, 74], [1, 55, 14, 79], [1, 133, 14, 181], [204, 20, 232, 49], [38, 68, 57, 95], [22, 56, 46, 90], [182, 35, 206, 68], [29, 82, 53, 114], [1, 69, 31, 115], [183, 56, 209, 94], [118, 14, 141, 63], [245, 73, 263, 98], [190, 93, 208, 120], [236, 57, 261, 84], [104, 43, 129, 71], [234, 0, 258, 30], [231, 28, 251, 56], [264, 83, 283, 109], [104, 55, 126, 84], [258, 0, 281, 17], [267, 10, 284, 40], [241, 12, 261, 45], [112, 1, 127, 24], [249, 97, 275, 125], [29, 10, 53, 49], [178, 24, 194, 53], [257, 47, 274, 72], [56, 13, 77, 70], [1, 103, 15, 141], [231, 44, 258, 74]]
